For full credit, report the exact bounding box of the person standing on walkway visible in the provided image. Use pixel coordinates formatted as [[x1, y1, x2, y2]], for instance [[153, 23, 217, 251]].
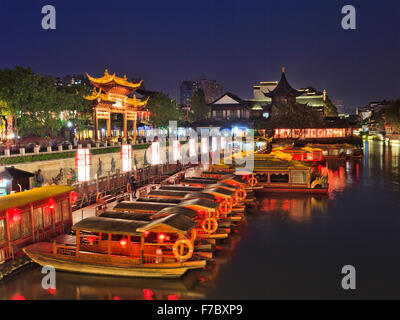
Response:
[[129, 174, 136, 199]]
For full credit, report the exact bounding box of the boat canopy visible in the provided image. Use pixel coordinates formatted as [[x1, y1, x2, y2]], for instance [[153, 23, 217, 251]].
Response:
[[179, 198, 219, 210], [72, 217, 147, 236], [136, 198, 182, 204], [181, 178, 219, 185], [73, 214, 196, 236], [201, 171, 234, 177], [99, 211, 154, 221], [113, 201, 175, 212], [209, 183, 237, 190], [152, 206, 198, 219], [0, 185, 75, 212], [159, 185, 204, 192], [203, 188, 235, 197], [183, 192, 217, 201], [137, 213, 197, 235]]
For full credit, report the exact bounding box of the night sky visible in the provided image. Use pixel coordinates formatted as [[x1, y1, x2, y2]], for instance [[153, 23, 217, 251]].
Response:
[[1, 0, 399, 111]]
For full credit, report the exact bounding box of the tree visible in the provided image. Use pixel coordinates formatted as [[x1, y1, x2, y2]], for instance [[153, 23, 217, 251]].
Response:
[[146, 92, 182, 127], [325, 96, 339, 117], [0, 66, 90, 138], [267, 102, 324, 129], [190, 89, 209, 122]]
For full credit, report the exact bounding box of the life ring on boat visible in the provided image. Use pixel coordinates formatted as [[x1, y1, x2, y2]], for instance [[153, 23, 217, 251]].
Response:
[[96, 192, 102, 203], [126, 183, 132, 192], [248, 175, 258, 187], [212, 209, 220, 220], [235, 188, 247, 200], [231, 196, 238, 207], [219, 200, 232, 214], [201, 217, 218, 234], [172, 238, 194, 261]]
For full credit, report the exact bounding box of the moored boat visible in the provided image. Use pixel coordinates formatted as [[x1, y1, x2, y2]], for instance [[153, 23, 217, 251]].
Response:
[[24, 214, 206, 278]]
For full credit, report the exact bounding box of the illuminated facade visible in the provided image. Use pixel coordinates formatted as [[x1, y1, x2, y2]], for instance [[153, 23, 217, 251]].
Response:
[[274, 128, 353, 139], [85, 69, 149, 141]]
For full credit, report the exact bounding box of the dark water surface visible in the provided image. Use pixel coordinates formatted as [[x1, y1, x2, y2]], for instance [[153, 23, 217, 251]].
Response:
[[1, 140, 399, 300]]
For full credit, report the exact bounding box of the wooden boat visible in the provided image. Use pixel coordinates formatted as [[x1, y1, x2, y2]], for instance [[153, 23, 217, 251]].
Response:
[[210, 155, 329, 194], [307, 143, 362, 160], [24, 214, 206, 278], [267, 146, 324, 163], [113, 201, 229, 240]]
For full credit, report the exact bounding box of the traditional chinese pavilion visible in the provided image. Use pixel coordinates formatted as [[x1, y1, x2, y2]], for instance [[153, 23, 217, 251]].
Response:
[[85, 70, 149, 141]]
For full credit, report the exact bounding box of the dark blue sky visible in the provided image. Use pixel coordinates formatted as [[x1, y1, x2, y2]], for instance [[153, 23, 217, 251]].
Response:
[[1, 0, 399, 111]]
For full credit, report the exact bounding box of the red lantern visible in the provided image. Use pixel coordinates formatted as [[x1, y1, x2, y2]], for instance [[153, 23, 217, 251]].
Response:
[[87, 236, 96, 244], [48, 198, 56, 210], [70, 191, 78, 203], [7, 208, 21, 222], [119, 239, 128, 247], [158, 233, 166, 242], [144, 231, 150, 237]]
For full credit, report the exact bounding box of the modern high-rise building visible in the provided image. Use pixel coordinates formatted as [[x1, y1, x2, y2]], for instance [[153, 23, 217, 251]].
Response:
[[180, 78, 223, 106]]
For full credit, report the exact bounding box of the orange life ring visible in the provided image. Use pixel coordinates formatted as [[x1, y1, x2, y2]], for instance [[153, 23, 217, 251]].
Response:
[[248, 175, 258, 187], [236, 188, 247, 200], [231, 196, 238, 207], [96, 192, 102, 203], [201, 217, 218, 234], [220, 200, 232, 214], [126, 183, 132, 192], [172, 238, 194, 261]]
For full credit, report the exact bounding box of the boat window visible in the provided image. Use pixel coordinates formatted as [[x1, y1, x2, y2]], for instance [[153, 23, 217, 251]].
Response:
[[9, 218, 21, 241], [33, 207, 44, 231], [21, 211, 32, 238], [256, 174, 268, 182], [270, 173, 289, 183], [55, 202, 62, 223], [43, 206, 52, 228], [0, 219, 6, 244], [322, 150, 328, 156], [61, 200, 70, 221], [291, 170, 308, 184], [346, 148, 353, 155], [329, 149, 339, 156]]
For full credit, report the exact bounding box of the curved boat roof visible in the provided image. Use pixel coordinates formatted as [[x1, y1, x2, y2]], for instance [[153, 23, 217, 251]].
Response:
[[136, 198, 182, 204], [148, 190, 191, 198], [159, 185, 204, 192], [209, 183, 237, 190], [183, 192, 217, 201], [181, 178, 218, 185], [179, 198, 219, 210], [73, 214, 196, 235], [113, 201, 175, 212], [152, 206, 198, 219], [99, 211, 153, 221], [203, 188, 235, 197]]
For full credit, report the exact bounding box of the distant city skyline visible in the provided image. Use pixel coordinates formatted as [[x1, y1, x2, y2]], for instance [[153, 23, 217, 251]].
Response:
[[1, 1, 399, 112]]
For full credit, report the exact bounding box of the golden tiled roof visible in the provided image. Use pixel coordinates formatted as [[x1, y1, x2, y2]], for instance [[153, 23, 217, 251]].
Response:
[[86, 69, 142, 89]]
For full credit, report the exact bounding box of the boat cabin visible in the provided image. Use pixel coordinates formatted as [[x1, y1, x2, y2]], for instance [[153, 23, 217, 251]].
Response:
[[0, 186, 76, 264]]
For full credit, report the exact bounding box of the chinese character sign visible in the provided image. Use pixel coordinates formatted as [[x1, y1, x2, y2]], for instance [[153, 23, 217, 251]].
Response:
[[121, 144, 132, 172], [75, 148, 91, 182]]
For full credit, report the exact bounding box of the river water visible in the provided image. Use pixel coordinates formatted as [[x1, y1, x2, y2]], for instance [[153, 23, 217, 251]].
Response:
[[1, 140, 399, 300]]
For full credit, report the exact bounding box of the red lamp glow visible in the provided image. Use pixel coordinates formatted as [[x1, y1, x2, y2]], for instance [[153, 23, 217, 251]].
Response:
[[70, 191, 78, 203], [144, 231, 150, 237], [119, 239, 128, 246], [7, 208, 21, 223], [48, 198, 56, 210], [158, 233, 166, 242], [87, 236, 96, 244]]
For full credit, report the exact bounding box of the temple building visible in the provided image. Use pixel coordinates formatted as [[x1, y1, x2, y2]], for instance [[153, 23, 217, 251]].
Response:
[[85, 69, 149, 141], [250, 66, 327, 113]]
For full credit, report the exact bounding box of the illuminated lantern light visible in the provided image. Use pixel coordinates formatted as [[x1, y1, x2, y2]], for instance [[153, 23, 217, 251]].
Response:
[[48, 198, 56, 210], [143, 289, 154, 300], [7, 208, 21, 222], [119, 239, 128, 247], [48, 288, 56, 295], [172, 140, 181, 161], [211, 137, 218, 151], [87, 236, 96, 244], [151, 142, 160, 165], [70, 191, 78, 203], [75, 148, 91, 182], [121, 144, 132, 172], [168, 295, 179, 300], [189, 138, 196, 158], [11, 294, 26, 300], [158, 233, 166, 242], [144, 231, 150, 237]]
